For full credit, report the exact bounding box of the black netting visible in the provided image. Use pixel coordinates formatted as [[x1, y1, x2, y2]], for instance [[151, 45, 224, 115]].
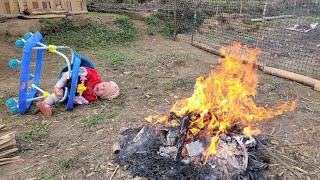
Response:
[[88, 0, 320, 80]]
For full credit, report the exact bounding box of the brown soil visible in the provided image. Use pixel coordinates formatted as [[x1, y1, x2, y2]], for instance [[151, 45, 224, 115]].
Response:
[[0, 13, 319, 180]]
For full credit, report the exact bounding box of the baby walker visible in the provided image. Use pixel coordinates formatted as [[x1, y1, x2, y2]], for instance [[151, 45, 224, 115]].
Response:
[[6, 32, 94, 115]]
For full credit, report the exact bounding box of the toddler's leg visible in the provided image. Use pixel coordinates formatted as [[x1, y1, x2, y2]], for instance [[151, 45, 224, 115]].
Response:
[[44, 93, 60, 106], [36, 93, 59, 116]]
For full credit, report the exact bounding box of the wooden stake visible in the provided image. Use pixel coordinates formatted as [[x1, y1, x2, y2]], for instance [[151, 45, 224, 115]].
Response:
[[109, 165, 119, 180]]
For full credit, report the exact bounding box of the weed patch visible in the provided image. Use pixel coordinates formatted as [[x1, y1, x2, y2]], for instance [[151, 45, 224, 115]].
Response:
[[21, 125, 51, 141], [40, 15, 137, 50], [0, 97, 5, 106], [59, 157, 73, 169], [84, 108, 121, 127], [38, 170, 59, 180], [84, 114, 104, 127], [93, 49, 133, 70], [109, 94, 125, 106], [145, 7, 204, 38], [163, 78, 194, 92]]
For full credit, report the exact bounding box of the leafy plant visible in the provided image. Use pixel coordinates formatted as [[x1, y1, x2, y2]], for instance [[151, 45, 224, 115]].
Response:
[[59, 157, 73, 169]]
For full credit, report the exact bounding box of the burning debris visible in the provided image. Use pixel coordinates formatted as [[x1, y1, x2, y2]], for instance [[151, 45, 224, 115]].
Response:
[[116, 123, 269, 179], [115, 43, 296, 179]]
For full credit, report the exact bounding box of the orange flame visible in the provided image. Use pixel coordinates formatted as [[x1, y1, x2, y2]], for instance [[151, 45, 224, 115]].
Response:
[[145, 42, 296, 162]]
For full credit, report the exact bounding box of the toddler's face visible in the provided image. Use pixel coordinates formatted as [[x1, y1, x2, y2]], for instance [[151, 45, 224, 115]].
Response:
[[93, 82, 110, 97]]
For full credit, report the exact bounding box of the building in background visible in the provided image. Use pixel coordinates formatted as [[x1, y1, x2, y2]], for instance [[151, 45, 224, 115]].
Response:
[[0, 0, 87, 17]]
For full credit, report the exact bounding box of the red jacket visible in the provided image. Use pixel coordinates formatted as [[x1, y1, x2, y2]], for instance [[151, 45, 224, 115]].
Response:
[[78, 67, 101, 102]]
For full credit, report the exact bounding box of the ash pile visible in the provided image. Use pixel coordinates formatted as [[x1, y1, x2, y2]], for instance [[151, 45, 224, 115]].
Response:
[[115, 116, 269, 179]]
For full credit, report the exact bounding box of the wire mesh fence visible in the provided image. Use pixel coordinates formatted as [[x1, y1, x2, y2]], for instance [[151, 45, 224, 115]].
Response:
[[88, 0, 320, 80]]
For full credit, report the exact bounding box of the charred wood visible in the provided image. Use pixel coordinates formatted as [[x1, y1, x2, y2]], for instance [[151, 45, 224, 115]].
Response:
[[175, 114, 191, 161]]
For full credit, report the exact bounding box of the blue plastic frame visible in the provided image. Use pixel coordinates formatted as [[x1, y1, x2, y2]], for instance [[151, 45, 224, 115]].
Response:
[[17, 32, 95, 114], [66, 56, 80, 111], [18, 32, 44, 114], [61, 53, 95, 111]]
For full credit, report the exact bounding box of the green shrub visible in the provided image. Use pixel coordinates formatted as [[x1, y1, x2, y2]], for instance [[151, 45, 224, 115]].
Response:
[[40, 16, 137, 49], [146, 5, 205, 38]]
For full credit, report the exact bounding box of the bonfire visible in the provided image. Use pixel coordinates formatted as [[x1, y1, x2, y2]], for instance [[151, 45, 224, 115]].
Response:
[[116, 43, 296, 179], [146, 42, 296, 160]]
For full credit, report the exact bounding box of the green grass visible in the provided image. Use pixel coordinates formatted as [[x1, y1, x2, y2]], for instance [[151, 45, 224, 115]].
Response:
[[93, 49, 133, 70], [21, 125, 51, 141], [3, 116, 14, 124], [84, 108, 121, 127], [105, 108, 121, 119], [201, 0, 225, 3], [163, 78, 194, 92], [40, 15, 137, 50], [59, 157, 73, 170], [147, 16, 160, 26], [269, 82, 282, 91], [38, 170, 59, 180], [147, 27, 158, 36], [0, 97, 5, 106], [84, 114, 104, 127], [146, 58, 159, 68], [105, 51, 132, 70], [109, 94, 125, 106]]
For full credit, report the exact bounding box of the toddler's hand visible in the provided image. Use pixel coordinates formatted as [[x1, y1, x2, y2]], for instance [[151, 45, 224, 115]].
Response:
[[54, 86, 64, 97]]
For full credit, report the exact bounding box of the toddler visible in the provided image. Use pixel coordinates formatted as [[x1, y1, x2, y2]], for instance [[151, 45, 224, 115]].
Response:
[[36, 66, 119, 116]]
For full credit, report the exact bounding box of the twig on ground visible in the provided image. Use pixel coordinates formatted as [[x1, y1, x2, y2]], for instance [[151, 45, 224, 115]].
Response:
[[271, 148, 299, 164], [148, 109, 160, 114], [258, 142, 302, 179], [12, 160, 46, 174], [300, 96, 320, 105], [304, 106, 314, 112], [279, 142, 309, 147], [292, 166, 308, 174], [109, 165, 119, 180], [270, 127, 276, 135]]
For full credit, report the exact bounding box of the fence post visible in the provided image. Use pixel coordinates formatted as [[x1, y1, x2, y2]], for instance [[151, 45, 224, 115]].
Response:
[[240, 0, 243, 15], [173, 0, 177, 41], [255, 0, 268, 48], [191, 8, 197, 44]]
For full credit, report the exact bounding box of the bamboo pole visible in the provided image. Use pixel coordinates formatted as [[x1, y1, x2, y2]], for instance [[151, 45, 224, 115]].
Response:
[[263, 66, 320, 92], [191, 41, 224, 58], [191, 41, 320, 92]]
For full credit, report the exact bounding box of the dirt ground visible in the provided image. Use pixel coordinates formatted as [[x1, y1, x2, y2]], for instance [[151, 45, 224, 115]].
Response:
[[0, 13, 319, 179]]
